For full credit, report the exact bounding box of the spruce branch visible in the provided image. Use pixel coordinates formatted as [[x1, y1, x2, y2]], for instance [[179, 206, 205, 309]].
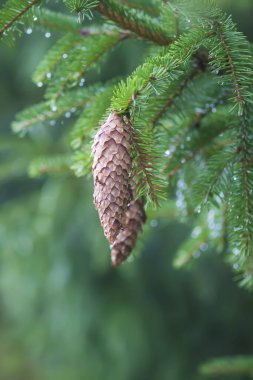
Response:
[[29, 155, 72, 177], [45, 32, 125, 100], [167, 107, 231, 178], [36, 8, 80, 34], [173, 209, 225, 269], [111, 27, 214, 114], [130, 120, 167, 205], [96, 0, 174, 45], [200, 356, 253, 376], [151, 67, 201, 126], [192, 147, 234, 209], [63, 0, 99, 21], [0, 0, 39, 40], [12, 87, 98, 133]]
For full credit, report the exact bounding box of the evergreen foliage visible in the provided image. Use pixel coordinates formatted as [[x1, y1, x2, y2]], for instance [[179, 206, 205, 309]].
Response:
[[2, 0, 253, 288], [0, 0, 40, 44], [200, 356, 253, 376]]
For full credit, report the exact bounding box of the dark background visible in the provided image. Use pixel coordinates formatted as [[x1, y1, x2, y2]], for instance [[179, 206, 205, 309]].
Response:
[[0, 1, 253, 379]]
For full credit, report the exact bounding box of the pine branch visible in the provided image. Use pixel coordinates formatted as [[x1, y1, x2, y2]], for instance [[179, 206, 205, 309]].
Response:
[[216, 25, 244, 108], [63, 0, 99, 21], [111, 27, 214, 114], [12, 87, 98, 133], [200, 356, 253, 376], [0, 0, 39, 40], [206, 13, 253, 274], [210, 17, 253, 114], [167, 108, 231, 178], [151, 67, 200, 126], [192, 146, 234, 209], [130, 120, 167, 205], [45, 32, 124, 100], [120, 0, 161, 17], [35, 8, 80, 34], [33, 33, 83, 85], [173, 210, 224, 269], [96, 0, 174, 45], [29, 155, 72, 177]]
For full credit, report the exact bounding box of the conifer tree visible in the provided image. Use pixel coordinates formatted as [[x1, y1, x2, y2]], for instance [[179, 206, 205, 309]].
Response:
[[2, 0, 253, 289]]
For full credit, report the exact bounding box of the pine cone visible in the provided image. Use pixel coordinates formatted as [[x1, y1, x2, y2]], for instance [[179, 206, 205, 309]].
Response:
[[110, 198, 146, 267], [92, 112, 132, 243]]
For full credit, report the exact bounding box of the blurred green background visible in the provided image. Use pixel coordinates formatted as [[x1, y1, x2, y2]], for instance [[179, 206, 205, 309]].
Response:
[[0, 1, 253, 379]]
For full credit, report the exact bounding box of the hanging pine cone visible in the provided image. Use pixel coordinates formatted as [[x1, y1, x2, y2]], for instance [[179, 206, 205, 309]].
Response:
[[110, 198, 146, 267], [92, 112, 132, 243]]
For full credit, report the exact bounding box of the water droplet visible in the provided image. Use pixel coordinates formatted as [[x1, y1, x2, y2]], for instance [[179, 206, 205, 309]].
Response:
[[192, 251, 200, 258], [186, 136, 191, 142], [232, 248, 240, 256], [195, 107, 205, 114], [200, 243, 208, 252], [45, 32, 51, 38], [37, 82, 43, 87], [51, 105, 57, 112], [150, 220, 158, 228], [191, 226, 202, 238], [181, 158, 186, 164], [79, 78, 85, 86], [62, 53, 68, 59], [71, 107, 77, 113], [46, 72, 52, 79], [33, 16, 38, 21], [233, 263, 239, 270], [49, 120, 56, 126], [65, 111, 71, 118], [26, 28, 33, 35], [164, 149, 171, 157], [177, 179, 186, 190]]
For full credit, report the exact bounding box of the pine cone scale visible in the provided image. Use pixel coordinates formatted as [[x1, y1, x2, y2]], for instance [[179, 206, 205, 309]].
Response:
[[110, 198, 146, 267]]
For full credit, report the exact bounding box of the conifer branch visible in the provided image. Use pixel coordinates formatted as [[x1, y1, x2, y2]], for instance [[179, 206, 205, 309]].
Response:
[[0, 0, 39, 38], [45, 33, 123, 100], [120, 0, 160, 16], [96, 0, 174, 45], [7, 0, 253, 279], [167, 105, 230, 177], [215, 22, 245, 108], [193, 148, 234, 208], [131, 129, 160, 204], [129, 121, 166, 205], [12, 87, 97, 133], [37, 9, 131, 38], [200, 356, 253, 376], [151, 68, 200, 126], [29, 155, 72, 177], [36, 8, 80, 34]]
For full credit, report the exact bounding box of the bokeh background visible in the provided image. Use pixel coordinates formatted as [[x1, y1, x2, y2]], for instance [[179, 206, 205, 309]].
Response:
[[0, 1, 253, 379]]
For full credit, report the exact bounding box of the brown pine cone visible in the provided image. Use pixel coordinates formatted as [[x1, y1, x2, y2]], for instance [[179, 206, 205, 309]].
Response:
[[110, 198, 146, 267], [92, 112, 132, 243]]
